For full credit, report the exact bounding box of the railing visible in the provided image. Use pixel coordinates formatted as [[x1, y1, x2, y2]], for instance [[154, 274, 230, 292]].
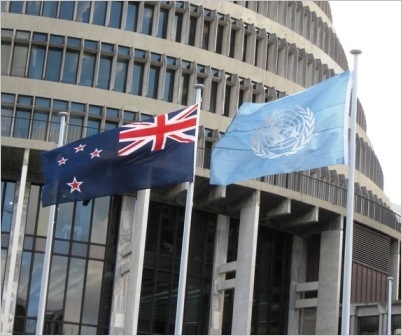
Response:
[[2, 115, 401, 232]]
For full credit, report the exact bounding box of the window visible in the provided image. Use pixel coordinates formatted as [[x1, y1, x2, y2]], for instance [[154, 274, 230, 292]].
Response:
[[80, 52, 96, 87], [216, 24, 224, 54], [210, 81, 219, 113], [142, 5, 154, 35], [62, 49, 79, 84], [188, 16, 197, 46], [11, 43, 29, 77], [147, 65, 160, 99], [180, 72, 190, 106], [14, 109, 31, 139], [42, 1, 58, 18], [93, 1, 107, 26], [28, 45, 46, 79], [9, 1, 24, 13], [31, 111, 48, 141], [109, 1, 123, 29], [1, 40, 11, 75], [26, 1, 41, 16], [131, 62, 144, 96], [173, 12, 183, 42], [163, 69, 175, 102], [157, 8, 169, 38], [76, 1, 90, 23], [202, 20, 210, 50], [126, 2, 139, 32], [59, 1, 74, 20], [44, 47, 62, 81], [114, 58, 128, 92]]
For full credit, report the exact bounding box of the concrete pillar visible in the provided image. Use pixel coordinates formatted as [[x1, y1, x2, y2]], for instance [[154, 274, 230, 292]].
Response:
[[124, 189, 150, 334], [209, 215, 230, 335], [389, 239, 400, 300], [287, 235, 307, 335], [231, 191, 260, 335], [316, 216, 343, 335]]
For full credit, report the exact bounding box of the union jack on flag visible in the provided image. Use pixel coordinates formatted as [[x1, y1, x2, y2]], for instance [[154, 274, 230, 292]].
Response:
[[41, 104, 200, 207], [119, 104, 198, 156]]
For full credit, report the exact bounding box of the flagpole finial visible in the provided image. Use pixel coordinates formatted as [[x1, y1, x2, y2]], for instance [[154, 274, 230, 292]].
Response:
[[350, 49, 362, 55], [194, 83, 205, 90]]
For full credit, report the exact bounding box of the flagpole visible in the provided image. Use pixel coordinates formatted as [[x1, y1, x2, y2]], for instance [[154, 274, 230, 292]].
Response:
[[36, 111, 69, 335], [174, 84, 203, 335], [341, 49, 362, 336], [387, 276, 393, 336]]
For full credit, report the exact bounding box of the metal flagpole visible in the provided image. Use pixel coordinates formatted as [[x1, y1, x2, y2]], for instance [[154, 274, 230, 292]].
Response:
[[174, 84, 203, 335], [341, 49, 362, 335], [36, 111, 69, 335], [387, 277, 393, 336], [1, 149, 30, 335]]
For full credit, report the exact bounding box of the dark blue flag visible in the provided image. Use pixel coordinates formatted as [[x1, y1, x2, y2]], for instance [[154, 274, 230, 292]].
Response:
[[41, 104, 199, 207]]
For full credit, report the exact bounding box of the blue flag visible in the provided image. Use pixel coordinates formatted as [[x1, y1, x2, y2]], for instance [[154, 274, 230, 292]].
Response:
[[210, 71, 352, 186], [41, 105, 199, 206]]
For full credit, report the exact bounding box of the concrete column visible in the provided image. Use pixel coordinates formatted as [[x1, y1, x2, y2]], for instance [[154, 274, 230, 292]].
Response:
[[209, 215, 230, 335], [316, 216, 343, 335], [124, 189, 150, 334], [231, 191, 260, 335], [389, 239, 400, 300], [287, 235, 307, 335]]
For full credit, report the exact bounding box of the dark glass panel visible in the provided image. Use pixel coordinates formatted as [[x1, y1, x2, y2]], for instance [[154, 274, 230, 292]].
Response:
[[109, 1, 123, 28], [62, 50, 79, 84], [96, 56, 112, 90], [11, 43, 29, 77], [28, 45, 46, 79], [53, 240, 70, 255], [163, 69, 175, 102], [74, 201, 92, 242], [14, 109, 31, 139], [174, 12, 183, 42], [114, 59, 128, 92], [157, 8, 169, 38], [44, 47, 62, 82], [1, 42, 11, 75], [26, 1, 41, 15], [59, 1, 74, 20], [142, 5, 154, 35], [81, 260, 103, 324], [15, 252, 32, 322], [71, 242, 88, 257], [180, 73, 190, 105], [147, 66, 160, 99], [217, 25, 224, 54], [31, 111, 48, 141], [46, 255, 68, 322], [9, 1, 24, 13], [202, 20, 210, 50], [189, 16, 197, 46], [25, 185, 40, 235], [64, 258, 85, 323], [90, 197, 109, 244], [55, 202, 74, 240], [126, 2, 139, 32], [86, 119, 101, 137], [152, 271, 171, 334], [76, 1, 90, 23], [1, 181, 16, 233], [26, 253, 44, 317], [93, 1, 107, 26], [42, 1, 58, 18], [210, 81, 218, 113], [80, 52, 95, 87]]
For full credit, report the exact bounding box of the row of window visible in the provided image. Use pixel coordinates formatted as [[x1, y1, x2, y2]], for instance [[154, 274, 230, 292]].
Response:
[[2, 1, 348, 71], [1, 181, 117, 334]]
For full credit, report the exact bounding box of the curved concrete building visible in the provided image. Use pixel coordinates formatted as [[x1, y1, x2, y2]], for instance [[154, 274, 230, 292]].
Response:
[[1, 1, 400, 334]]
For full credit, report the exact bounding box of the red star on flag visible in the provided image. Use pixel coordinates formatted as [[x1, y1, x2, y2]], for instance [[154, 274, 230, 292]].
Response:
[[58, 157, 68, 166], [90, 148, 103, 159], [74, 144, 86, 153], [67, 177, 83, 193]]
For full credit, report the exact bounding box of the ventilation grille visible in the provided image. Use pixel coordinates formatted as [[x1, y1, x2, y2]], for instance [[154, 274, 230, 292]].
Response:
[[353, 224, 390, 273]]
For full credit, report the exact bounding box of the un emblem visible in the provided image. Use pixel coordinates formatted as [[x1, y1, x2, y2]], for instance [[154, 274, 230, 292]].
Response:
[[250, 106, 315, 158]]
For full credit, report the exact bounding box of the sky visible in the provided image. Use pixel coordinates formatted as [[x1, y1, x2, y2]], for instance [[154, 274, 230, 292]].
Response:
[[329, 1, 401, 205]]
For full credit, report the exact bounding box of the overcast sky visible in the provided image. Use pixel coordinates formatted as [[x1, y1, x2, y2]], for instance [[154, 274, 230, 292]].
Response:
[[329, 1, 401, 205]]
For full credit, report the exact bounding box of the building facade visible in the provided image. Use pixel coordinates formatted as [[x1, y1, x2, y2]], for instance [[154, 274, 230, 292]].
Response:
[[1, 1, 400, 335]]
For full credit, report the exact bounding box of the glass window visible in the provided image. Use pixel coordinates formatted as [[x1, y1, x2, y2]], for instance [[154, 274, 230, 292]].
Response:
[[210, 81, 218, 113], [229, 28, 236, 58], [106, 108, 119, 118], [142, 5, 154, 35], [109, 1, 123, 28], [28, 45, 46, 79], [96, 56, 112, 90], [1, 107, 13, 137], [1, 41, 11, 75], [76, 1, 90, 23], [174, 12, 183, 42], [217, 24, 224, 54], [1, 181, 16, 233], [11, 44, 29, 77], [74, 202, 91, 242], [66, 116, 84, 143], [62, 49, 79, 84], [14, 109, 31, 139], [86, 119, 101, 137], [32, 32, 47, 42], [157, 8, 169, 38], [31, 111, 48, 140], [114, 59, 128, 92], [202, 20, 210, 50], [131, 62, 144, 96], [93, 1, 107, 26], [47, 255, 68, 324], [81, 260, 103, 324], [189, 16, 197, 46], [25, 185, 40, 235], [9, 1, 23, 13], [59, 1, 74, 20], [26, 1, 41, 16], [148, 66, 160, 98], [42, 1, 58, 18], [90, 197, 109, 244], [163, 69, 175, 102], [180, 72, 190, 105], [89, 105, 102, 116], [80, 52, 96, 87], [44, 47, 62, 82], [358, 316, 379, 335], [64, 258, 85, 323], [26, 253, 45, 317], [126, 2, 139, 32]]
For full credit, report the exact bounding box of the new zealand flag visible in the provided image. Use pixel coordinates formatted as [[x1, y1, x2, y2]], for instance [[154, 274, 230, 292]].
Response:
[[41, 104, 199, 207]]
